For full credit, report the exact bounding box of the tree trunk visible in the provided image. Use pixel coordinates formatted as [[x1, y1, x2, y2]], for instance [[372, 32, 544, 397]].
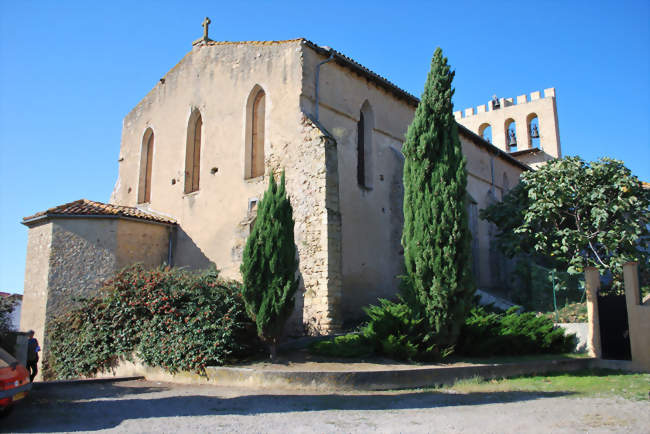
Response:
[[269, 342, 277, 361]]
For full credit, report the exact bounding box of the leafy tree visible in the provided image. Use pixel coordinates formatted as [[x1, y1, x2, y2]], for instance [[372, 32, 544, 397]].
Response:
[[0, 296, 17, 336], [481, 157, 649, 283], [240, 171, 298, 359], [401, 48, 475, 346]]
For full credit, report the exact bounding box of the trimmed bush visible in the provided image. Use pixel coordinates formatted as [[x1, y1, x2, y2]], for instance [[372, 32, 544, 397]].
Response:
[[456, 306, 576, 357], [43, 265, 258, 380], [310, 303, 575, 361]]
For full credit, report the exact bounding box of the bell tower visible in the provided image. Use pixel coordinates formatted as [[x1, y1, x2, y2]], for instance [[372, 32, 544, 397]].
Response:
[[455, 88, 561, 169]]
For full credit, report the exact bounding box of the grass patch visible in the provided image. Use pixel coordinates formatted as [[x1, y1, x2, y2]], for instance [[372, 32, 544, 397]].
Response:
[[450, 369, 650, 401]]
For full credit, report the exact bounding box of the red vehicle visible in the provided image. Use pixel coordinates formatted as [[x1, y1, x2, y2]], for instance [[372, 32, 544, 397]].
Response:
[[0, 346, 31, 416]]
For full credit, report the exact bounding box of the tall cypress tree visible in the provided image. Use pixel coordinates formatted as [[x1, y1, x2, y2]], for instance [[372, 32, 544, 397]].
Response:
[[240, 171, 298, 359], [401, 48, 475, 347]]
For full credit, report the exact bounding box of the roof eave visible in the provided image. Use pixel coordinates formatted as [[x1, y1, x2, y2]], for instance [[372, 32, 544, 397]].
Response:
[[21, 213, 176, 227]]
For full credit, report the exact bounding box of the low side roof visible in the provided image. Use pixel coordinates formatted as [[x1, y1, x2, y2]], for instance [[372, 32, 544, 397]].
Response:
[[22, 199, 176, 226]]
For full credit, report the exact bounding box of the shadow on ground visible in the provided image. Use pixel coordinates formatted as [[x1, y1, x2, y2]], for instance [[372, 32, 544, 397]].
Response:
[[1, 381, 573, 432]]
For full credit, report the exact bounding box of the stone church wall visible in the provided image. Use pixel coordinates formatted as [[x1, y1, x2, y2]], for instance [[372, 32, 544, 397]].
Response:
[[110, 41, 343, 334], [300, 47, 412, 323]]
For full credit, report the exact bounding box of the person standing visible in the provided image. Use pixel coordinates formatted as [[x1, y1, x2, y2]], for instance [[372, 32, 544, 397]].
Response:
[[26, 330, 40, 382]]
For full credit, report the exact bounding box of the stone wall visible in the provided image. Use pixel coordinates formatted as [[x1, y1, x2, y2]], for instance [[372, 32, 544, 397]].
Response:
[[19, 221, 52, 370], [20, 217, 171, 377], [266, 115, 343, 335]]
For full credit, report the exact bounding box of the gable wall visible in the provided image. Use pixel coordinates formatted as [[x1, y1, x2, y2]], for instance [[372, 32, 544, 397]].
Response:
[[110, 41, 306, 279]]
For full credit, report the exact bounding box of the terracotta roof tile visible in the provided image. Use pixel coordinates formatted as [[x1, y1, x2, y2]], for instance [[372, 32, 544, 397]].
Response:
[[22, 199, 176, 225]]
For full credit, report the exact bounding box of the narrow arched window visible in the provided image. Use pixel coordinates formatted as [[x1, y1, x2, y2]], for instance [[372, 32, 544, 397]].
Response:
[[245, 87, 266, 179], [185, 110, 202, 193], [527, 113, 540, 149], [505, 118, 517, 151], [357, 112, 365, 186], [357, 101, 374, 189], [138, 128, 154, 204], [479, 123, 492, 143]]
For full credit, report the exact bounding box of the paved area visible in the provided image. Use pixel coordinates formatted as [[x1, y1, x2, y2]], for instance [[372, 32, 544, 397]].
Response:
[[2, 379, 648, 433]]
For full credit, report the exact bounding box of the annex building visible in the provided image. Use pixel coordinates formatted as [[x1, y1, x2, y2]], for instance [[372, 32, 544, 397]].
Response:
[[21, 26, 561, 356]]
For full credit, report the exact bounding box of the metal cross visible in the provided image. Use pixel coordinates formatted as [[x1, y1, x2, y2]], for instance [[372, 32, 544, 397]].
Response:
[[202, 17, 211, 40]]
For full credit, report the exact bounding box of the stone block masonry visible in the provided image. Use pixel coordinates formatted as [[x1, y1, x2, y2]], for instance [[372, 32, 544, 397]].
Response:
[[267, 114, 343, 335]]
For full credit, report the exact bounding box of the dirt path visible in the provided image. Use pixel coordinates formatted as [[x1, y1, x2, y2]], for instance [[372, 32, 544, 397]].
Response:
[[2, 379, 647, 433]]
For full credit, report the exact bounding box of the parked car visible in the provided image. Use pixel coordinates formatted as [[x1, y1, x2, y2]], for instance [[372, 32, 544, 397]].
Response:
[[0, 346, 31, 416]]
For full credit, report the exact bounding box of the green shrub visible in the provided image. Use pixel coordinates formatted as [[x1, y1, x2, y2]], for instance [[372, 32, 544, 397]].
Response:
[[456, 306, 576, 357], [241, 171, 298, 358], [309, 334, 374, 358], [44, 265, 258, 380], [310, 299, 451, 362]]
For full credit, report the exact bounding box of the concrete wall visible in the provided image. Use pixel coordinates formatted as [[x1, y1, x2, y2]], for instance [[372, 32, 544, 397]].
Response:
[[455, 89, 561, 162]]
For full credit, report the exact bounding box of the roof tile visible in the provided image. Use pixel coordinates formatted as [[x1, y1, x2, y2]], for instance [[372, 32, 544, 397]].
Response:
[[22, 199, 176, 225]]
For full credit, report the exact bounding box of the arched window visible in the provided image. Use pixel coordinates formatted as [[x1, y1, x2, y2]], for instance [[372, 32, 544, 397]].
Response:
[[138, 128, 154, 204], [245, 86, 266, 179], [184, 109, 202, 194], [505, 118, 517, 151], [357, 101, 374, 189], [527, 113, 540, 149], [479, 123, 492, 143]]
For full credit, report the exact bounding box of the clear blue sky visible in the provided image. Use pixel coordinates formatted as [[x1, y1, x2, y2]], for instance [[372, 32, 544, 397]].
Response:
[[1, 1, 648, 293]]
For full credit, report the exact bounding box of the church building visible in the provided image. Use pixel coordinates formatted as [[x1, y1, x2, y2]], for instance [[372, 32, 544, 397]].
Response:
[[20, 24, 561, 355]]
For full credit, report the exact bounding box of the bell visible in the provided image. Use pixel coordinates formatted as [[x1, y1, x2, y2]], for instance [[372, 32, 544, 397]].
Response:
[[530, 124, 539, 139], [507, 130, 517, 146]]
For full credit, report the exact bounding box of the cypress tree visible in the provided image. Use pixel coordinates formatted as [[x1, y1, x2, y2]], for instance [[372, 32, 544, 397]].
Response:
[[401, 48, 475, 347], [240, 171, 298, 359]]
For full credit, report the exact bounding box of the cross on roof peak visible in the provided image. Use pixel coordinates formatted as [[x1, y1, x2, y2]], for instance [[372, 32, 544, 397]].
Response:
[[202, 17, 211, 39], [193, 16, 213, 46]]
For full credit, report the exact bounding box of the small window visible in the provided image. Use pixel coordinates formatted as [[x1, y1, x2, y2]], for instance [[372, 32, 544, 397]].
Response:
[[245, 86, 266, 179], [138, 128, 154, 203], [357, 101, 374, 189], [185, 110, 202, 194]]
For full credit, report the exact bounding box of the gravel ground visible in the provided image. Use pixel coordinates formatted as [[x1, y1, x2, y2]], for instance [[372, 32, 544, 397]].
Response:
[[1, 379, 648, 433]]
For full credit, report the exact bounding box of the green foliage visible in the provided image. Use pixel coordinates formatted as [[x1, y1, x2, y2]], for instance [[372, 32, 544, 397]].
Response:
[[401, 47, 475, 346], [240, 171, 298, 350], [43, 265, 258, 380], [361, 299, 450, 361], [456, 306, 576, 357], [309, 334, 374, 358], [0, 296, 17, 336], [481, 157, 650, 286], [310, 299, 451, 362]]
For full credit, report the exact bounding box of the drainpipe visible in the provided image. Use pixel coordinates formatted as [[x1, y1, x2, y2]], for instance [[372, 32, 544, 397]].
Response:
[[167, 225, 176, 267], [314, 51, 335, 122]]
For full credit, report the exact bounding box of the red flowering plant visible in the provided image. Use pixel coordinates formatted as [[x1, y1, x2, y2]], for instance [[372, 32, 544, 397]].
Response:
[[43, 265, 258, 380]]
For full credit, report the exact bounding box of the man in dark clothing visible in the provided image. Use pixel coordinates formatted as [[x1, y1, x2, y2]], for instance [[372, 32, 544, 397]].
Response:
[[26, 330, 40, 382]]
